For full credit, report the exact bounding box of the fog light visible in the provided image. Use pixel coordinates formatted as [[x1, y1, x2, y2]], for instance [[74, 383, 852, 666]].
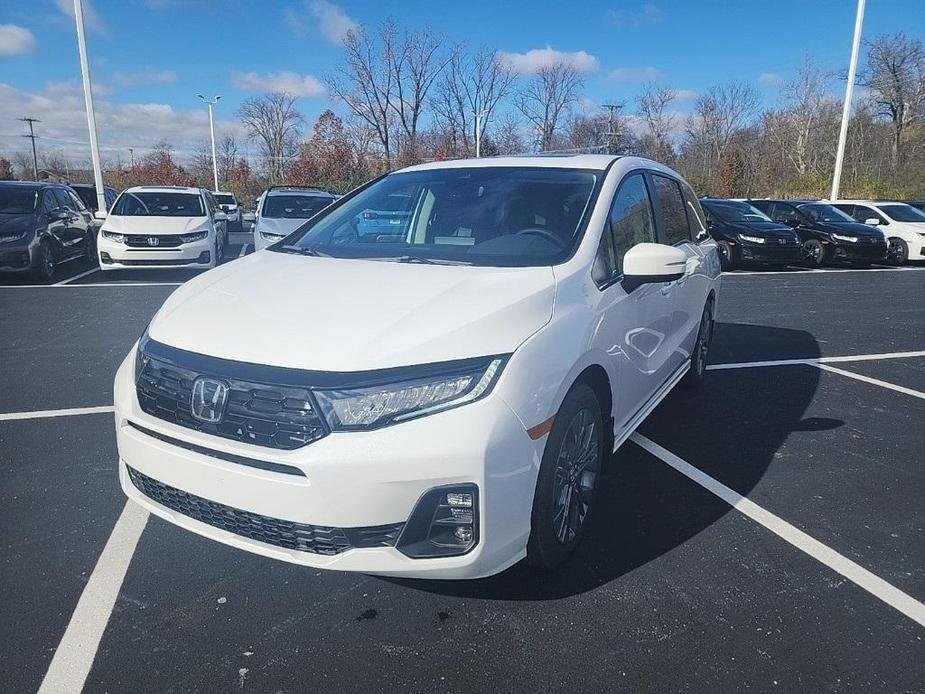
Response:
[[396, 484, 479, 558], [197, 251, 211, 264], [100, 252, 112, 264]]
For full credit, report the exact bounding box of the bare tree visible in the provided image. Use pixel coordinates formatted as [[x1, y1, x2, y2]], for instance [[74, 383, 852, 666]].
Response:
[[516, 62, 585, 151], [432, 47, 515, 156], [217, 135, 239, 185], [238, 92, 304, 183], [859, 33, 925, 169], [493, 111, 525, 155], [326, 21, 452, 166], [683, 82, 759, 185], [635, 83, 676, 161]]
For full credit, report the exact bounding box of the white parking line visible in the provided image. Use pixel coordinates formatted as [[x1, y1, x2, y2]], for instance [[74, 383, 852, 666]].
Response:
[[631, 433, 925, 628], [54, 268, 100, 286], [707, 350, 925, 371], [0, 405, 114, 422], [814, 363, 925, 400], [0, 282, 183, 289], [238, 243, 249, 258], [38, 501, 149, 694], [725, 266, 923, 276]]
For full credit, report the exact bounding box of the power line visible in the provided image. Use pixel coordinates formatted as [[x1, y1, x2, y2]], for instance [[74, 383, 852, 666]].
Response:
[[18, 117, 40, 181]]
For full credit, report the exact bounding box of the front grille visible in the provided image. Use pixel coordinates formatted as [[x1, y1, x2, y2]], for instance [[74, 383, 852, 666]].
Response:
[[127, 466, 404, 555], [119, 258, 204, 266], [125, 234, 184, 248], [137, 353, 328, 450]]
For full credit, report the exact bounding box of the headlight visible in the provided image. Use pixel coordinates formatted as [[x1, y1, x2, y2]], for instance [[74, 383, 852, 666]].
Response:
[[314, 356, 507, 430], [260, 230, 285, 241], [738, 234, 765, 244], [179, 230, 209, 243], [102, 230, 125, 243], [832, 233, 857, 242]]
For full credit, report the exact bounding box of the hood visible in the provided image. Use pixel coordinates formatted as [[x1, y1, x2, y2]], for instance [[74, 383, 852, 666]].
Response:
[[101, 215, 209, 235], [255, 216, 307, 238], [721, 220, 796, 238], [149, 251, 556, 371], [814, 220, 884, 237], [0, 213, 36, 237]]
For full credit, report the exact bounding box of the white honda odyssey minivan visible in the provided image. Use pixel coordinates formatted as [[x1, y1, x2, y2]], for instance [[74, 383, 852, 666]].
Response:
[[114, 155, 720, 579]]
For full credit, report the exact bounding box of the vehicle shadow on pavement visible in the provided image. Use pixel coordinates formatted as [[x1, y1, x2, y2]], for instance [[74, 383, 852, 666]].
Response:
[[387, 323, 831, 601]]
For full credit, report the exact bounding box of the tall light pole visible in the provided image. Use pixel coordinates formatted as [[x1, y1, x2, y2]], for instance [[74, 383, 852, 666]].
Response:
[[474, 110, 487, 158], [73, 0, 106, 213], [197, 94, 221, 191], [830, 0, 866, 201]]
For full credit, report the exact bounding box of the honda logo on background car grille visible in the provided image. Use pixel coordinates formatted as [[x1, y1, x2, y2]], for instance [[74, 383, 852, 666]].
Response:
[[191, 377, 229, 423], [147, 237, 160, 246]]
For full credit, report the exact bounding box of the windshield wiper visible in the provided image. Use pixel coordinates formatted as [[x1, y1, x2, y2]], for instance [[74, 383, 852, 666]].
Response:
[[277, 245, 330, 257], [367, 255, 472, 266]]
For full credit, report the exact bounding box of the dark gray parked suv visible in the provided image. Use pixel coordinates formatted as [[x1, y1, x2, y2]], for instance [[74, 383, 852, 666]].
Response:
[[0, 181, 97, 281]]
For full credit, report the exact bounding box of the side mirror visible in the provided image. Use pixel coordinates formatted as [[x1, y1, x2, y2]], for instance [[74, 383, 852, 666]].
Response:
[[94, 209, 107, 220], [622, 243, 687, 293], [864, 218, 880, 226], [48, 208, 69, 221]]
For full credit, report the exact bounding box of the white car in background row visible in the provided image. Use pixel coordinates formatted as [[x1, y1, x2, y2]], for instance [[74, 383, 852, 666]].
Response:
[[114, 155, 720, 579], [829, 200, 925, 264], [215, 192, 241, 231], [252, 186, 338, 250], [97, 186, 228, 271]]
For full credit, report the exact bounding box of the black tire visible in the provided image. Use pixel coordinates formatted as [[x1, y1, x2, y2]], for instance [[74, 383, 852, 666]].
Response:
[[717, 241, 736, 271], [84, 230, 98, 265], [802, 239, 826, 268], [215, 230, 225, 264], [888, 238, 908, 266], [683, 298, 715, 388], [32, 240, 55, 282], [526, 383, 604, 571]]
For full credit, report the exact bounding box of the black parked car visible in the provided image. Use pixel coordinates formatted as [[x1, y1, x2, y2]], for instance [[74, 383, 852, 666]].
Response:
[[0, 181, 97, 281], [748, 199, 888, 268], [69, 183, 119, 213], [700, 198, 802, 270]]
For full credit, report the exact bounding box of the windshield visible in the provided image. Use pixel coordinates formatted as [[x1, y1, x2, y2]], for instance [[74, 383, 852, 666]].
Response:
[[797, 203, 854, 223], [278, 167, 599, 267], [215, 194, 236, 206], [263, 194, 333, 219], [111, 191, 205, 217], [880, 204, 925, 222], [704, 200, 771, 223], [72, 187, 97, 210], [0, 187, 39, 214]]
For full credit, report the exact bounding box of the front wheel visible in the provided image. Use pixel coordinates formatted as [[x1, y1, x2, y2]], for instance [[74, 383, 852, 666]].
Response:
[[802, 239, 826, 268], [32, 240, 55, 282], [717, 241, 736, 271], [527, 384, 604, 570], [888, 238, 908, 266], [85, 230, 98, 265]]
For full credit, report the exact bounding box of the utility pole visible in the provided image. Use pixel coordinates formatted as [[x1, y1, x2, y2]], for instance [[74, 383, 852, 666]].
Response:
[[73, 0, 107, 213], [602, 103, 623, 155], [197, 94, 221, 191], [129, 147, 135, 167], [831, 0, 866, 201], [18, 117, 40, 181]]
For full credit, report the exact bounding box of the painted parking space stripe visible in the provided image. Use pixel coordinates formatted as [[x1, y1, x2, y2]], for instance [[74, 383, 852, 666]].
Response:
[[54, 268, 101, 286], [37, 501, 149, 694], [0, 405, 114, 422], [724, 266, 924, 276], [707, 350, 925, 371], [631, 433, 925, 628], [814, 363, 925, 400], [0, 282, 184, 289], [238, 243, 250, 258]]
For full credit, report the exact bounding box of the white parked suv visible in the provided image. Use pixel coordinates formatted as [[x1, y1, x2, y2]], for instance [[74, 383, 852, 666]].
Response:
[[97, 186, 228, 271], [252, 186, 337, 251], [113, 155, 720, 579], [215, 191, 241, 230], [829, 200, 925, 264]]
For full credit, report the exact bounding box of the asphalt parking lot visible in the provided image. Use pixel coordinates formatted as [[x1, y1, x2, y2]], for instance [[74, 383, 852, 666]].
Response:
[[1, 239, 923, 693]]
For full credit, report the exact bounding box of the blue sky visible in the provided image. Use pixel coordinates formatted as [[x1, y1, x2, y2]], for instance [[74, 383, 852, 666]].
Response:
[[1, 0, 923, 163]]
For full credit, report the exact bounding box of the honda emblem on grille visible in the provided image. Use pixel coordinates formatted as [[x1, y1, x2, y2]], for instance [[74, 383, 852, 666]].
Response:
[[147, 236, 160, 247], [778, 238, 786, 244], [191, 377, 229, 423]]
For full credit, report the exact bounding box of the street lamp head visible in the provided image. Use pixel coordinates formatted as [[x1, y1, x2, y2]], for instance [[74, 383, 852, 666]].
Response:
[[197, 94, 205, 100], [215, 95, 222, 102]]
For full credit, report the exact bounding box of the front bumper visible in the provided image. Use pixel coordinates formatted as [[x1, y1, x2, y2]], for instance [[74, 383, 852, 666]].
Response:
[[831, 241, 888, 262], [98, 234, 215, 270], [0, 244, 34, 274], [737, 242, 802, 264], [113, 351, 541, 579]]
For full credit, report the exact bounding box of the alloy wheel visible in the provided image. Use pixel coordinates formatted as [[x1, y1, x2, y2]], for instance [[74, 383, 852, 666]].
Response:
[[694, 307, 713, 375], [552, 408, 599, 544]]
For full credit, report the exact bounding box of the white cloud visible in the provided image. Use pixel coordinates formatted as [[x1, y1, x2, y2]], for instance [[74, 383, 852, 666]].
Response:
[[229, 70, 326, 98], [0, 24, 36, 57], [498, 47, 599, 75], [0, 81, 245, 163], [609, 3, 665, 29], [608, 66, 662, 83], [111, 69, 178, 87], [55, 0, 108, 35], [670, 88, 697, 102], [285, 1, 358, 44], [758, 72, 783, 86]]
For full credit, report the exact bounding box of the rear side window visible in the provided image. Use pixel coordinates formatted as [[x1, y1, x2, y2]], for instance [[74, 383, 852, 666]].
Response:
[[40, 191, 56, 214], [854, 205, 889, 225], [651, 175, 690, 245], [769, 203, 799, 225], [52, 188, 72, 209], [593, 172, 657, 286]]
